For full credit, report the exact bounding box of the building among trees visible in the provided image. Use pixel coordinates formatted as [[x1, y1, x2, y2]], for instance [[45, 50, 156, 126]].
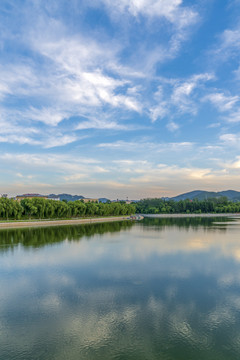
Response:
[[16, 194, 48, 201]]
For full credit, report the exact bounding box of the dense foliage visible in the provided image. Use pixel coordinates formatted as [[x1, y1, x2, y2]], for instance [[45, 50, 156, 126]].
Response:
[[136, 197, 240, 214], [0, 198, 135, 220]]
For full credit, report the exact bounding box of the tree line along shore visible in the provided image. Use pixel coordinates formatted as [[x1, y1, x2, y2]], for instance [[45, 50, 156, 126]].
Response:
[[135, 197, 240, 214], [0, 197, 135, 221], [1, 196, 240, 222]]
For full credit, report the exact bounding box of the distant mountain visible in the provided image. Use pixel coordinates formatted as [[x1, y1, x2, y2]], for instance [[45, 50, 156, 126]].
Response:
[[98, 198, 110, 203], [48, 194, 111, 202], [48, 193, 85, 201], [171, 190, 240, 202], [217, 190, 240, 201]]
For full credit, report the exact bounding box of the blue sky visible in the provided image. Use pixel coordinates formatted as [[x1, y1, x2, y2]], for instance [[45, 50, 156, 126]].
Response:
[[1, 0, 240, 199]]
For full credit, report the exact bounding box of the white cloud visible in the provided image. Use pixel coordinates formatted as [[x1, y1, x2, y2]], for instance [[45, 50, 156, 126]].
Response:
[[24, 107, 68, 126], [0, 135, 41, 146], [0, 114, 42, 146], [98, 140, 140, 150], [211, 25, 240, 66], [0, 152, 104, 181], [166, 121, 179, 132], [127, 164, 212, 184], [220, 133, 237, 143], [100, 0, 198, 28], [226, 109, 240, 122], [0, 16, 143, 147], [43, 135, 78, 148], [234, 65, 240, 79], [207, 122, 221, 129], [204, 93, 239, 112], [171, 74, 214, 113], [1, 0, 240, 200], [16, 172, 34, 180], [0, 30, 145, 147], [0, 110, 77, 148], [149, 73, 214, 123], [28, 31, 142, 113], [0, 115, 36, 135], [0, 1, 203, 148], [203, 92, 240, 123], [87, 0, 200, 73], [149, 86, 168, 122], [220, 133, 240, 146], [219, 28, 240, 52], [0, 64, 39, 99], [222, 156, 240, 170], [76, 118, 130, 131], [98, 140, 194, 160]]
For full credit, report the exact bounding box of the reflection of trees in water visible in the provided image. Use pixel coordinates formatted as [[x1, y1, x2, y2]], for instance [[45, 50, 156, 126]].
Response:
[[0, 221, 134, 251], [0, 217, 233, 252], [140, 216, 232, 231]]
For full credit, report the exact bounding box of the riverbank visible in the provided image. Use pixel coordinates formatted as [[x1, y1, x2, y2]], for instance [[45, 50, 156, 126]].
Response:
[[143, 213, 240, 218], [1, 213, 240, 229], [0, 216, 131, 229]]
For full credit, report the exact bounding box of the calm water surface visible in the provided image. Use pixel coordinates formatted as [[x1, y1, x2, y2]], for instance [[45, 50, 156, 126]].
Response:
[[1, 217, 240, 359]]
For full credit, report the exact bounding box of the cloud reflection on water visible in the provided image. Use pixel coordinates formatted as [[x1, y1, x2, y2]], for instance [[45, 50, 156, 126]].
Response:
[[1, 218, 240, 358]]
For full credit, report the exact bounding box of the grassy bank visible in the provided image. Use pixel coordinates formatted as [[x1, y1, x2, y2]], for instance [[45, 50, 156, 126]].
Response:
[[0, 216, 132, 229]]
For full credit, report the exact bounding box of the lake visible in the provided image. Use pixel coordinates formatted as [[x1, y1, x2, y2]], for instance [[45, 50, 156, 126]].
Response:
[[1, 216, 240, 359]]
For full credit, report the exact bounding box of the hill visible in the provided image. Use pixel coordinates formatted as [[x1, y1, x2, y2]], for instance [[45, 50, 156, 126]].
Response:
[[48, 194, 110, 202], [171, 190, 240, 202], [98, 198, 110, 203], [49, 194, 85, 201]]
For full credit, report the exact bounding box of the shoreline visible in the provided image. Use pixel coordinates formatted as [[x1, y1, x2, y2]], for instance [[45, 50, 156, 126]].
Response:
[[142, 213, 240, 218], [1, 213, 240, 229], [0, 216, 131, 229]]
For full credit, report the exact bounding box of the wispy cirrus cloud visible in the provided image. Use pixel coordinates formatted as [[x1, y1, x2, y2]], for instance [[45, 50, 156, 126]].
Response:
[[0, 108, 78, 148], [209, 22, 240, 74], [203, 93, 239, 112], [0, 18, 143, 146], [0, 63, 39, 99], [0, 0, 203, 150], [0, 152, 102, 178], [203, 92, 240, 123], [97, 140, 194, 152], [149, 73, 214, 127], [170, 74, 214, 113], [89, 0, 200, 73], [99, 0, 198, 28], [76, 118, 132, 131], [217, 26, 240, 56], [23, 107, 68, 127], [0, 9, 209, 148], [27, 25, 142, 113], [220, 133, 240, 146]]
